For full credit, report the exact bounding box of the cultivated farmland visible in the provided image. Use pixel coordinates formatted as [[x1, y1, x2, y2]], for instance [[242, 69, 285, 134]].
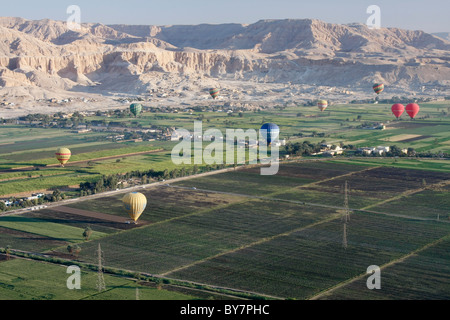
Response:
[[1, 159, 448, 300]]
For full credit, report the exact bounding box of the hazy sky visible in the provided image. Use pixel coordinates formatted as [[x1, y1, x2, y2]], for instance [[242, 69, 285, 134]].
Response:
[[2, 0, 449, 33]]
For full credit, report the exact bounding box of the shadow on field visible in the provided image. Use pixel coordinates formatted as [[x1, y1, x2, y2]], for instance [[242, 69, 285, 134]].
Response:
[[0, 216, 37, 222], [0, 164, 48, 173]]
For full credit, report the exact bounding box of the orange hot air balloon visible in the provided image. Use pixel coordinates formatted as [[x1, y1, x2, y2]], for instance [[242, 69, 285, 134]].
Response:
[[391, 103, 405, 119], [405, 103, 420, 119], [55, 148, 71, 167]]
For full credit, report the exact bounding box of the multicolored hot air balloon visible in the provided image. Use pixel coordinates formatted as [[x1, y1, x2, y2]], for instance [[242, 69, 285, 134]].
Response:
[[209, 88, 220, 99], [130, 103, 142, 117], [373, 83, 384, 95], [55, 147, 71, 167], [122, 192, 147, 223], [317, 100, 328, 112], [260, 123, 280, 146], [391, 103, 405, 119], [406, 103, 420, 119]]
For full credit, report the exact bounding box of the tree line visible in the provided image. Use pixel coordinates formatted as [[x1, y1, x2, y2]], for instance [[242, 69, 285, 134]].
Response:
[[78, 164, 228, 196]]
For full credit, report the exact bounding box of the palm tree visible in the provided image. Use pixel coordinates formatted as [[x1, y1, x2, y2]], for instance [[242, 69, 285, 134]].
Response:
[[5, 245, 11, 260]]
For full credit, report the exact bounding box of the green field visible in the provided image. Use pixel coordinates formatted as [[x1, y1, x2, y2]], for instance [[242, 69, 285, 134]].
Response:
[[167, 214, 450, 299], [0, 215, 106, 243], [315, 236, 450, 300], [1, 159, 449, 300], [0, 259, 196, 300], [0, 100, 449, 300], [0, 101, 449, 197]]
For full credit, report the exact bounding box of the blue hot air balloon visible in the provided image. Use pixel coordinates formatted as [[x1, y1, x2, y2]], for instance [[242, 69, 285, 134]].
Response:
[[260, 123, 279, 145]]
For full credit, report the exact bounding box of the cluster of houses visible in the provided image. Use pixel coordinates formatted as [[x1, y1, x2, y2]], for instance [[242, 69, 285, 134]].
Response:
[[312, 144, 411, 157], [2, 193, 45, 207], [311, 144, 345, 157], [170, 131, 286, 148], [360, 123, 386, 130], [355, 146, 407, 156]]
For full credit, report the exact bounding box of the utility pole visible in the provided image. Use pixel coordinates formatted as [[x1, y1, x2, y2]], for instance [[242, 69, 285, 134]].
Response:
[[96, 243, 106, 292]]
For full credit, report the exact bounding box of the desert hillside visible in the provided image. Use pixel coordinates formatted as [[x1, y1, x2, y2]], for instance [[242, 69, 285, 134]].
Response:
[[0, 17, 449, 118]]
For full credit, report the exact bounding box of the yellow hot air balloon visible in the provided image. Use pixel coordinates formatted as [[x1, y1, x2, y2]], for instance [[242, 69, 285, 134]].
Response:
[[122, 192, 147, 223], [55, 147, 71, 167]]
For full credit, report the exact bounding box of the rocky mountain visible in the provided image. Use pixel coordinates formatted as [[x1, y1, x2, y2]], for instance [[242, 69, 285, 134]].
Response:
[[0, 17, 449, 117], [433, 32, 450, 42]]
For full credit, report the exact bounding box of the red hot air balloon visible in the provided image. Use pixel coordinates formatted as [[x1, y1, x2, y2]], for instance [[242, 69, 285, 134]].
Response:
[[405, 103, 420, 119], [391, 103, 405, 119]]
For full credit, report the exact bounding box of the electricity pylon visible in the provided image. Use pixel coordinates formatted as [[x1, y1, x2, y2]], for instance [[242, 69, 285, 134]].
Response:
[[342, 223, 348, 249], [342, 181, 350, 249], [343, 180, 350, 223], [96, 243, 106, 292]]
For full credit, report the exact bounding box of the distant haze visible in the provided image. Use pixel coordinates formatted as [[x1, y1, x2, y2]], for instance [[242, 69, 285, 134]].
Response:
[[1, 0, 449, 33]]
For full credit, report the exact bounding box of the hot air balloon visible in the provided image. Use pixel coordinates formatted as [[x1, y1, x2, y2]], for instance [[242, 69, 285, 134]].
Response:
[[373, 83, 384, 95], [55, 147, 71, 167], [260, 123, 280, 146], [406, 103, 420, 119], [130, 103, 142, 117], [209, 88, 220, 99], [122, 192, 147, 223], [391, 103, 405, 119], [317, 100, 328, 112]]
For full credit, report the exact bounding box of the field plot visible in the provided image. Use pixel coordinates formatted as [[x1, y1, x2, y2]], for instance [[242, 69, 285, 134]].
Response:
[[0, 215, 106, 244], [385, 134, 423, 142], [66, 187, 247, 223], [26, 207, 146, 233], [309, 166, 450, 200], [275, 188, 381, 209], [367, 184, 450, 220], [1, 159, 449, 300], [60, 198, 340, 275], [0, 226, 67, 253], [316, 236, 450, 300], [166, 213, 450, 299], [334, 118, 450, 153], [0, 259, 195, 300], [174, 161, 372, 196]]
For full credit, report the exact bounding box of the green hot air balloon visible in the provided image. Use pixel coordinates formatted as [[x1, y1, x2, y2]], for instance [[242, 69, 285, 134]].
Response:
[[130, 103, 142, 117], [373, 83, 384, 95], [209, 88, 220, 99]]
